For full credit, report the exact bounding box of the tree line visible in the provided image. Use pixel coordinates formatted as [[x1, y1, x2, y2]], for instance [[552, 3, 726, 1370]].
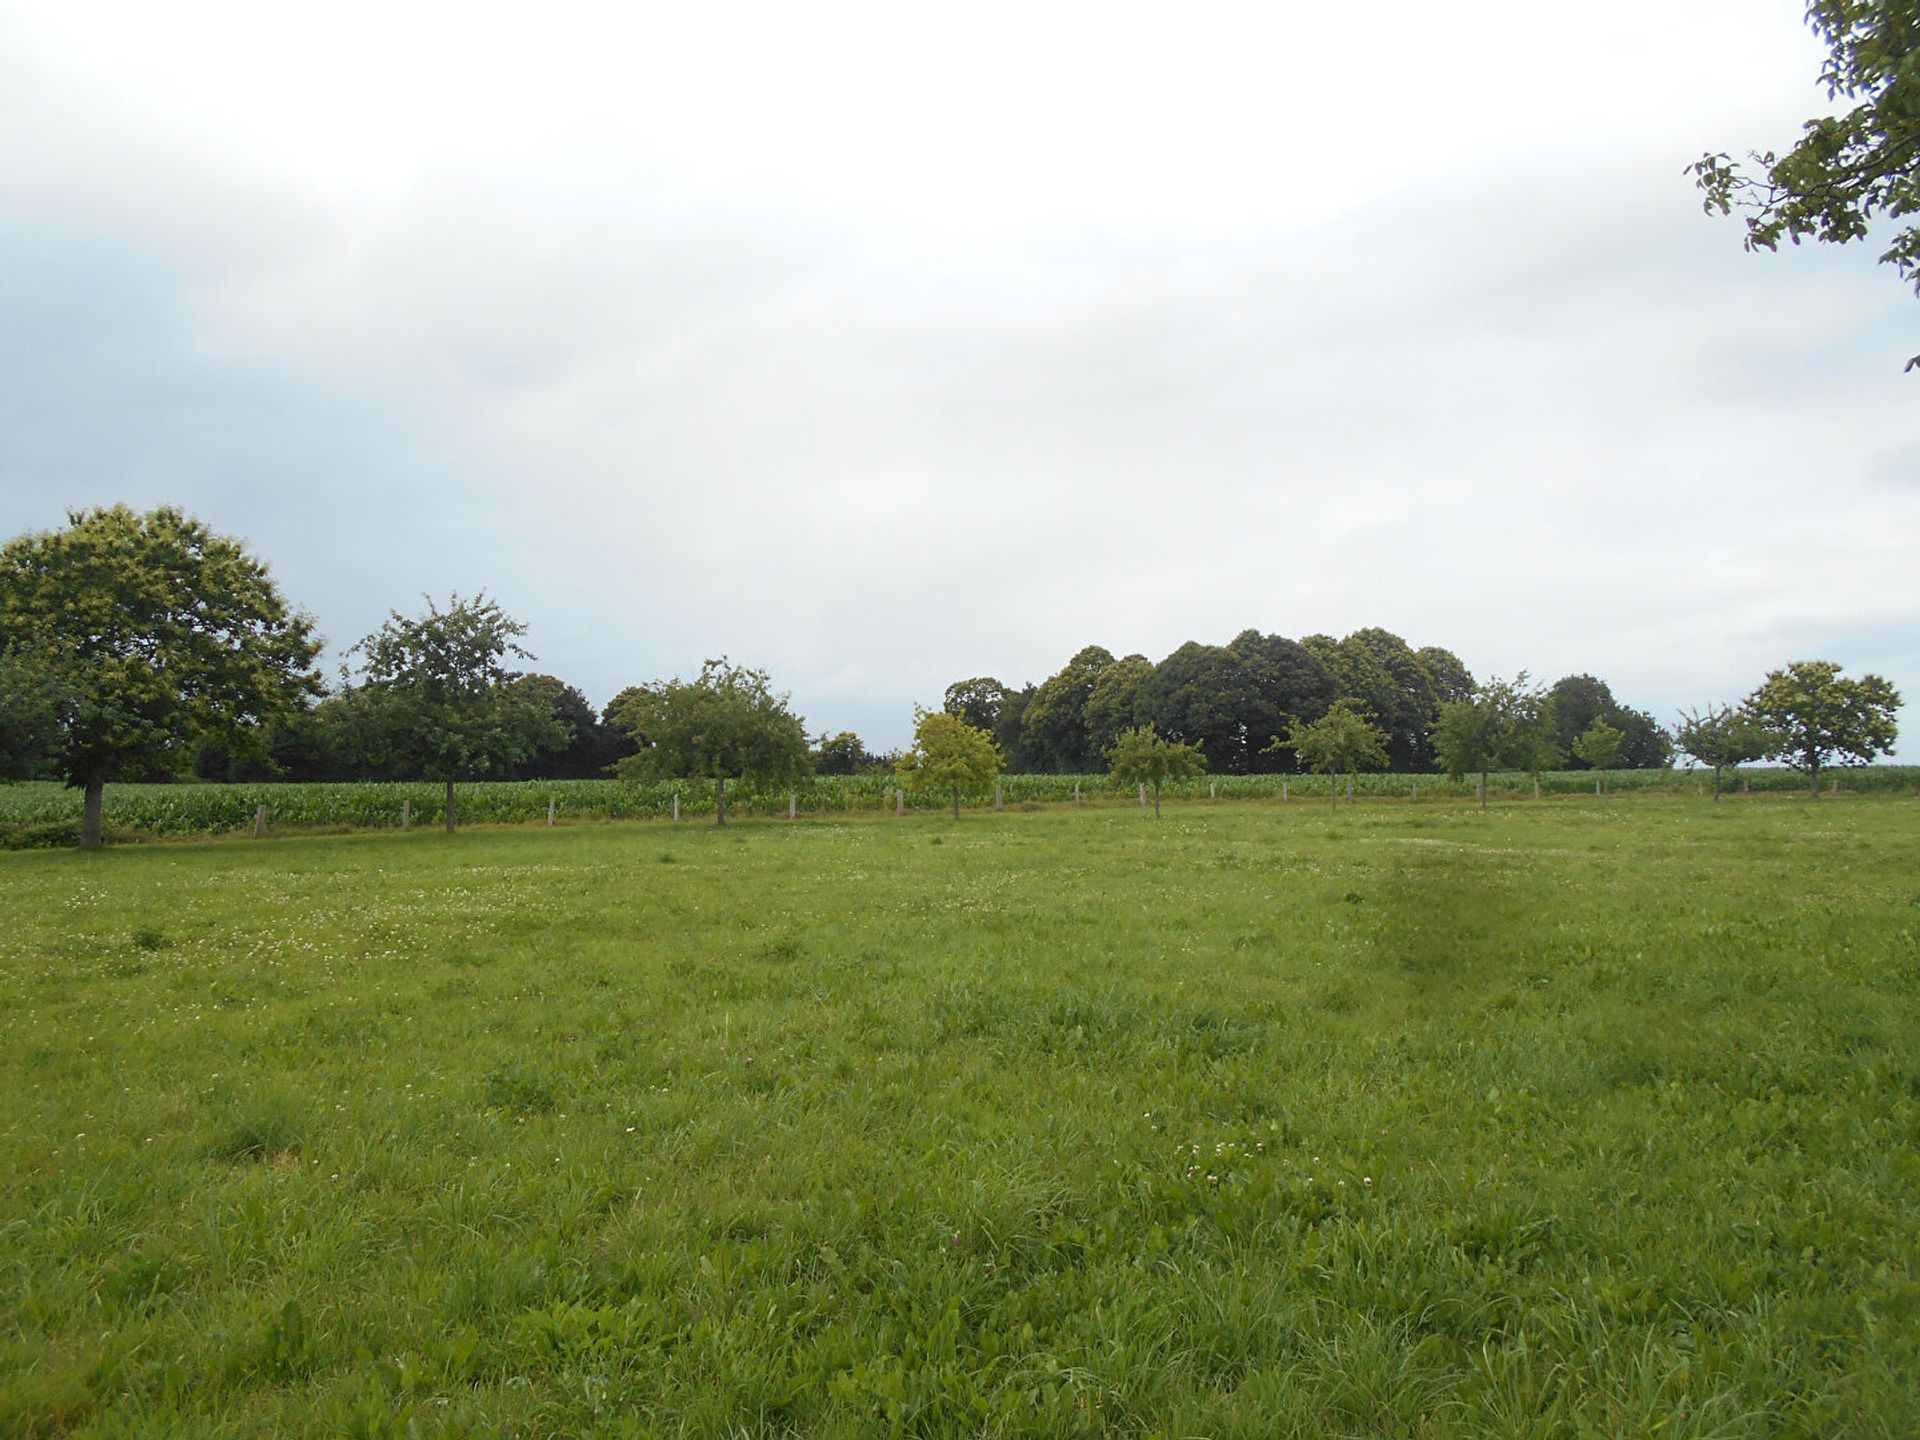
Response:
[[0, 506, 1903, 844], [942, 633, 1670, 776]]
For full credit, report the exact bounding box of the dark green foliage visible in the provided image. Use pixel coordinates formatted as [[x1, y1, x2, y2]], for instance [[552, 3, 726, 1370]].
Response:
[[811, 730, 884, 776], [0, 647, 64, 780], [1137, 641, 1267, 773], [1547, 674, 1671, 769], [942, 677, 1009, 734], [1674, 703, 1769, 799], [1019, 645, 1117, 772], [504, 675, 633, 780]]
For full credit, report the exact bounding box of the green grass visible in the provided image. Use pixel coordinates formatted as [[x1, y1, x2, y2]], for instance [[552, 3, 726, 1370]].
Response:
[[5, 765, 1917, 844], [2, 795, 1918, 1436]]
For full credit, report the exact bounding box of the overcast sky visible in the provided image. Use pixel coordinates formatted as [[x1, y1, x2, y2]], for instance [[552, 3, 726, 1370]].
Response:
[[1, 1, 1913, 753]]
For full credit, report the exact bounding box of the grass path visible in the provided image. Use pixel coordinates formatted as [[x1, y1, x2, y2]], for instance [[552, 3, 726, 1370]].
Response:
[[2, 797, 1917, 1436]]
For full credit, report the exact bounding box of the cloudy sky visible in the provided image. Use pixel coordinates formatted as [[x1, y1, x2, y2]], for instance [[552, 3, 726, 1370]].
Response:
[[1, 0, 1913, 752]]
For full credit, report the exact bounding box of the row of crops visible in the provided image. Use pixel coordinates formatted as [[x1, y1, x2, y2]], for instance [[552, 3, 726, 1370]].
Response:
[[3, 765, 1916, 842]]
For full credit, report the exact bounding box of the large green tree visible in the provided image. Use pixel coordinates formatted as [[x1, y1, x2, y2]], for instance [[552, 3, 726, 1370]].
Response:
[[1137, 642, 1265, 773], [942, 677, 1010, 735], [1744, 660, 1901, 796], [1546, 674, 1671, 769], [349, 594, 565, 833], [504, 676, 633, 780], [1020, 646, 1117, 772], [1691, 1, 1920, 366], [609, 658, 811, 825], [1106, 724, 1205, 818], [1227, 630, 1339, 772], [896, 707, 1003, 819], [0, 506, 321, 846], [1081, 654, 1154, 760]]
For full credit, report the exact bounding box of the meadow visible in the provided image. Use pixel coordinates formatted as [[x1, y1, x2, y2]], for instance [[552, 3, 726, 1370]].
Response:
[[1, 794, 1917, 1437], [3, 765, 1918, 844]]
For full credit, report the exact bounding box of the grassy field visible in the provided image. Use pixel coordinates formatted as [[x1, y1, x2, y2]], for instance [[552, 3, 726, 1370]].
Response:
[[5, 765, 1918, 844], [2, 795, 1917, 1437]]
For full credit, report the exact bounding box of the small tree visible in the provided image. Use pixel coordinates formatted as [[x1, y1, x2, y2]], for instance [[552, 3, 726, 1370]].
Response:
[[0, 506, 322, 846], [896, 707, 1002, 819], [1272, 699, 1388, 812], [610, 658, 811, 825], [1674, 704, 1769, 800], [1571, 717, 1625, 793], [1106, 724, 1205, 818], [1745, 660, 1902, 796], [349, 593, 564, 833], [1433, 674, 1545, 810]]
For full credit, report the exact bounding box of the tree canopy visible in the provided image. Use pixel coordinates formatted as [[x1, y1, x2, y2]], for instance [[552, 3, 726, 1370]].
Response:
[[609, 658, 811, 824], [0, 505, 321, 845], [348, 594, 565, 832], [1674, 703, 1769, 799], [1691, 0, 1920, 366], [1433, 674, 1549, 808], [1745, 660, 1901, 795], [897, 708, 1003, 819]]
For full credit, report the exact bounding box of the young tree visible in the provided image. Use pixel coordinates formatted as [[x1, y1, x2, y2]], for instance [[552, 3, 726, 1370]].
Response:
[[1745, 660, 1902, 796], [610, 658, 811, 825], [1106, 724, 1205, 818], [349, 593, 564, 833], [896, 707, 1003, 819], [1571, 717, 1625, 793], [1674, 704, 1769, 799], [1433, 674, 1545, 810], [1271, 699, 1388, 812], [1690, 1, 1920, 366], [0, 506, 322, 846]]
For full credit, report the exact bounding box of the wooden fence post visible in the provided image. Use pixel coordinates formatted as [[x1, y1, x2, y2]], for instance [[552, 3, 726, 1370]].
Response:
[[1073, 782, 1081, 807], [1282, 781, 1289, 803], [1138, 782, 1147, 808], [1477, 777, 1487, 808], [896, 789, 905, 816], [547, 796, 556, 827], [252, 804, 268, 839], [1210, 782, 1217, 801], [401, 798, 411, 831], [994, 783, 1003, 811], [1741, 777, 1750, 795], [1533, 776, 1541, 801], [672, 792, 680, 822], [788, 792, 796, 819]]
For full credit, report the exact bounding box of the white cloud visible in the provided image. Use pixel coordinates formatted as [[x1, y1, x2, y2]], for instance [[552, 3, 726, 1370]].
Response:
[[1, 0, 1911, 749]]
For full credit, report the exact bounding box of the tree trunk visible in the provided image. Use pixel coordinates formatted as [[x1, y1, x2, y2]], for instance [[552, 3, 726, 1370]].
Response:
[[445, 777, 457, 834], [1808, 758, 1820, 798], [716, 776, 727, 826], [1712, 768, 1721, 801], [951, 785, 960, 820], [81, 773, 106, 849]]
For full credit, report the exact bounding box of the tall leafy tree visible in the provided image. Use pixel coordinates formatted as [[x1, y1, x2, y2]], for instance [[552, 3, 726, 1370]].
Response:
[[0, 506, 321, 846], [811, 731, 882, 776], [1674, 703, 1769, 800], [1273, 699, 1389, 811], [349, 593, 565, 833], [1303, 630, 1438, 771], [897, 707, 1003, 819], [1547, 674, 1670, 769], [1082, 654, 1154, 760], [1138, 642, 1264, 773], [1021, 646, 1117, 772], [1691, 1, 1920, 366], [1106, 724, 1205, 818], [942, 677, 1009, 735], [1745, 660, 1901, 796], [1228, 630, 1338, 771], [505, 676, 633, 780], [610, 658, 811, 825]]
